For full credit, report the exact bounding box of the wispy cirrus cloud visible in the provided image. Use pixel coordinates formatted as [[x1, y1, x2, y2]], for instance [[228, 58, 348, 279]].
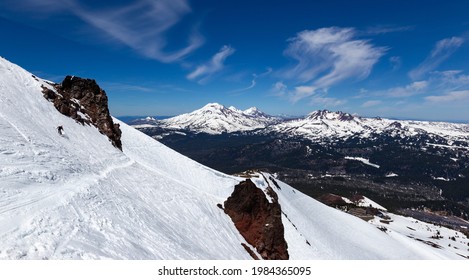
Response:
[[100, 81, 193, 94], [362, 25, 414, 35], [100, 82, 155, 93], [431, 70, 469, 90], [230, 77, 256, 94], [4, 0, 203, 63], [409, 37, 464, 80], [271, 81, 288, 97], [187, 45, 235, 84], [389, 56, 402, 71], [272, 82, 346, 107], [310, 96, 347, 107], [385, 80, 429, 98], [3, 0, 64, 13], [361, 100, 382, 108], [230, 68, 272, 94], [425, 90, 469, 103], [280, 27, 387, 103], [358, 69, 469, 102]]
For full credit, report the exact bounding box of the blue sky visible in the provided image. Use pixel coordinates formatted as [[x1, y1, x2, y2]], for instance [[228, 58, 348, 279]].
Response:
[[1, 0, 469, 121]]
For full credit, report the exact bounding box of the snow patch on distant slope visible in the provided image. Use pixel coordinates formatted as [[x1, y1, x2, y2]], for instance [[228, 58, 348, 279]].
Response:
[[369, 213, 469, 259], [356, 196, 387, 211], [345, 156, 380, 168]]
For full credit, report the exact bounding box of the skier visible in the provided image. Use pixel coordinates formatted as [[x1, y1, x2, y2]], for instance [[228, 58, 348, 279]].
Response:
[[57, 125, 64, 135]]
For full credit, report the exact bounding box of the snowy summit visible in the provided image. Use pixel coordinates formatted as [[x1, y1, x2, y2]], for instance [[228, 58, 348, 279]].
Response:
[[160, 103, 280, 134]]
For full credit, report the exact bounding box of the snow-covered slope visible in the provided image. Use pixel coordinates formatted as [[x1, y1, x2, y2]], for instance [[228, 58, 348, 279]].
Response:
[[0, 56, 464, 259], [269, 109, 469, 145], [242, 106, 277, 122], [158, 103, 279, 134], [369, 213, 469, 258]]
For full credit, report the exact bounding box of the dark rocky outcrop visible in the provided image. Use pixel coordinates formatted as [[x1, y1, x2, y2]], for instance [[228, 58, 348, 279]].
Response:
[[337, 112, 355, 121], [42, 76, 122, 150], [224, 179, 289, 260], [317, 193, 348, 207], [388, 121, 403, 129]]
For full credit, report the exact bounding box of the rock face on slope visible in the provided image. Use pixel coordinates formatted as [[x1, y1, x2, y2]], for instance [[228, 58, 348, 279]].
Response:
[[224, 179, 289, 260], [42, 76, 122, 150]]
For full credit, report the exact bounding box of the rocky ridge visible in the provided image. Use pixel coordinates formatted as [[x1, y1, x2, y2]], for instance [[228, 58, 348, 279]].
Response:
[[42, 75, 122, 150]]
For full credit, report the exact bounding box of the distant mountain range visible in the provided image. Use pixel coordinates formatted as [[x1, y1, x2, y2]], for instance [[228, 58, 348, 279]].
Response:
[[131, 103, 469, 145]]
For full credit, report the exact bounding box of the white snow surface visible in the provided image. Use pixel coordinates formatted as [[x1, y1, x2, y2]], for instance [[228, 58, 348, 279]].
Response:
[[160, 103, 279, 134], [355, 196, 387, 211], [345, 156, 380, 168], [369, 213, 469, 259], [0, 56, 463, 259]]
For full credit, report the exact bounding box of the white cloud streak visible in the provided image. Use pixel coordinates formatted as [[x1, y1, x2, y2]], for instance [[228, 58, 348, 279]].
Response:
[[230, 78, 256, 94], [425, 90, 469, 103], [281, 27, 387, 102], [389, 56, 402, 71], [6, 0, 203, 63], [101, 82, 155, 93], [431, 70, 469, 90], [272, 82, 346, 107], [271, 81, 288, 97], [290, 86, 317, 103], [385, 81, 429, 98], [360, 70, 469, 102], [187, 45, 235, 83], [361, 100, 382, 108], [362, 25, 414, 35], [230, 68, 272, 94], [357, 81, 428, 99], [310, 96, 346, 107], [409, 37, 464, 80]]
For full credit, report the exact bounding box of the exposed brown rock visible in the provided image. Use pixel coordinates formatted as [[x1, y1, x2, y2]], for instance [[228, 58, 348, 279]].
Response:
[[42, 76, 122, 150], [317, 193, 349, 207], [224, 179, 289, 260], [351, 194, 365, 203]]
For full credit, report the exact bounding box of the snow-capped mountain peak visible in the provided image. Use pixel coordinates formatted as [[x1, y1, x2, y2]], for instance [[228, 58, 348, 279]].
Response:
[[307, 109, 356, 122], [243, 106, 260, 115], [228, 105, 243, 113], [160, 103, 278, 134], [269, 109, 469, 144], [201, 102, 227, 111]]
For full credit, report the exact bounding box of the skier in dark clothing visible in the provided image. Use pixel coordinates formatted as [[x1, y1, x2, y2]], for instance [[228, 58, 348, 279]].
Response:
[[57, 125, 64, 135]]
